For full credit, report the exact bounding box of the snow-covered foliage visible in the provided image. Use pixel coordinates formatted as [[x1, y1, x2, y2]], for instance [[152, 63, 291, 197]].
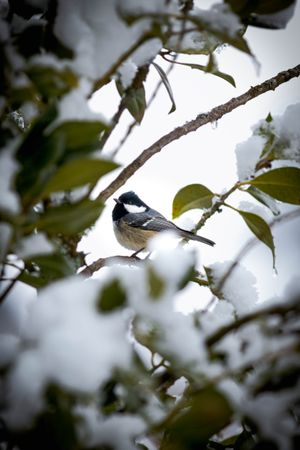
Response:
[[0, 1, 299, 450], [236, 103, 300, 180]]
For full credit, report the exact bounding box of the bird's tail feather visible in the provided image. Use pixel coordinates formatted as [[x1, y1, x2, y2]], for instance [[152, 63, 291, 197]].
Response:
[[179, 228, 215, 247]]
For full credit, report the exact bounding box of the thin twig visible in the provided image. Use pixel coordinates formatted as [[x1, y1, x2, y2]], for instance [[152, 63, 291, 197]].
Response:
[[206, 300, 300, 347], [97, 64, 300, 202], [99, 101, 126, 151], [207, 342, 300, 387], [205, 208, 300, 309], [109, 59, 176, 159], [0, 268, 24, 304], [195, 183, 240, 231], [92, 32, 153, 92]]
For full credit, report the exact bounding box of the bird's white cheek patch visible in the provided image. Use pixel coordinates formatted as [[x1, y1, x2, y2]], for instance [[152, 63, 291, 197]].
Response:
[[124, 204, 146, 213]]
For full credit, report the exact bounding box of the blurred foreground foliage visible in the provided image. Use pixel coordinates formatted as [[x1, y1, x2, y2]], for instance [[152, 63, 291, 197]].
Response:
[[0, 1, 300, 450]]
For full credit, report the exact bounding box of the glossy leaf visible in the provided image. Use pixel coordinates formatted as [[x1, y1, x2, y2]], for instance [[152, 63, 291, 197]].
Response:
[[246, 186, 280, 216], [166, 30, 220, 55], [162, 388, 232, 448], [226, 0, 296, 29], [41, 158, 119, 196], [189, 15, 252, 56], [237, 209, 275, 267], [121, 9, 251, 56], [34, 198, 104, 235], [251, 0, 295, 15], [16, 112, 109, 206], [124, 86, 146, 123], [19, 253, 74, 288], [173, 60, 236, 87], [97, 279, 127, 312], [50, 120, 108, 154], [152, 62, 176, 113], [147, 265, 165, 299], [16, 384, 79, 450], [27, 65, 78, 99], [173, 184, 214, 219], [10, 85, 37, 110], [226, 0, 295, 15], [16, 105, 64, 206], [249, 167, 300, 204]]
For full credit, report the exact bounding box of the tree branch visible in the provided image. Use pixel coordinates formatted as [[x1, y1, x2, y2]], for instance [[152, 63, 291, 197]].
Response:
[[78, 254, 142, 278], [206, 300, 300, 347], [98, 64, 300, 202], [195, 182, 240, 231], [0, 268, 24, 305]]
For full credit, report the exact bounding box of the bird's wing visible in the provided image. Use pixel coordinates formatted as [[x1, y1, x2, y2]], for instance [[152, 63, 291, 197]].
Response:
[[123, 211, 215, 246], [123, 210, 178, 233]]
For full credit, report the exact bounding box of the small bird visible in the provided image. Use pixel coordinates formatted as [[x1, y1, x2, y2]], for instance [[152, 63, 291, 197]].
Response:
[[112, 191, 215, 253]]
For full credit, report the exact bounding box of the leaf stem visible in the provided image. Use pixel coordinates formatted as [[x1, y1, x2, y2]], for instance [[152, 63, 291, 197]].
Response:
[[194, 183, 240, 231]]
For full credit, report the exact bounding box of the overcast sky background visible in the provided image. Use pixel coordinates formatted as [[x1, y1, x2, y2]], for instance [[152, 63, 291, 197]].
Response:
[[81, 1, 300, 312]]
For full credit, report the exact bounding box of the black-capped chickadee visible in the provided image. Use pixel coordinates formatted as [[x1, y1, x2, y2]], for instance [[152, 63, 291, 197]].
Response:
[[112, 191, 215, 252]]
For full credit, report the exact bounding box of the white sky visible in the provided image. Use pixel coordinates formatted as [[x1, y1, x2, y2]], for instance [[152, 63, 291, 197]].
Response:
[[82, 2, 300, 311]]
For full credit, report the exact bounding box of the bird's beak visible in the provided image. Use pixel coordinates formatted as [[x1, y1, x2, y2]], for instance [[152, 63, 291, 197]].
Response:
[[114, 198, 121, 204]]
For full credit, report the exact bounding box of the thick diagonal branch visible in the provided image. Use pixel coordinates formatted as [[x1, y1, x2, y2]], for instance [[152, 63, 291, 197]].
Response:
[[98, 64, 300, 202]]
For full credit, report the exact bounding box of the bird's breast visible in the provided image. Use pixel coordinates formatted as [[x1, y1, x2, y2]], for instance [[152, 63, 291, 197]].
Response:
[[113, 220, 157, 251]]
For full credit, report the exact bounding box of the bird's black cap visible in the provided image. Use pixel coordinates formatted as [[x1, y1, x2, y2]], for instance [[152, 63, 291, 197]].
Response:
[[117, 191, 147, 207], [112, 191, 148, 221]]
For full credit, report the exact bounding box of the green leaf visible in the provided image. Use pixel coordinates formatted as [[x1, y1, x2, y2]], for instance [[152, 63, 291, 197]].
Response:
[[166, 30, 220, 55], [14, 23, 43, 57], [250, 0, 295, 15], [97, 279, 127, 313], [152, 62, 176, 113], [173, 184, 214, 219], [41, 158, 119, 197], [121, 9, 251, 56], [189, 15, 252, 56], [50, 120, 108, 154], [237, 209, 276, 267], [123, 86, 146, 123], [226, 0, 294, 15], [249, 168, 300, 205], [10, 85, 37, 110], [266, 112, 273, 123], [226, 0, 296, 29], [147, 266, 165, 299], [16, 111, 109, 207], [246, 186, 280, 216], [16, 105, 64, 206], [19, 253, 74, 288], [34, 198, 104, 235], [233, 429, 257, 450], [26, 64, 78, 99], [173, 59, 236, 87], [26, 384, 78, 450], [162, 388, 232, 448]]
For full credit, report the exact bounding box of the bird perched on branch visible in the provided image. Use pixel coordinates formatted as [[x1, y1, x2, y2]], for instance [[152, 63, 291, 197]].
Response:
[[112, 191, 215, 253]]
